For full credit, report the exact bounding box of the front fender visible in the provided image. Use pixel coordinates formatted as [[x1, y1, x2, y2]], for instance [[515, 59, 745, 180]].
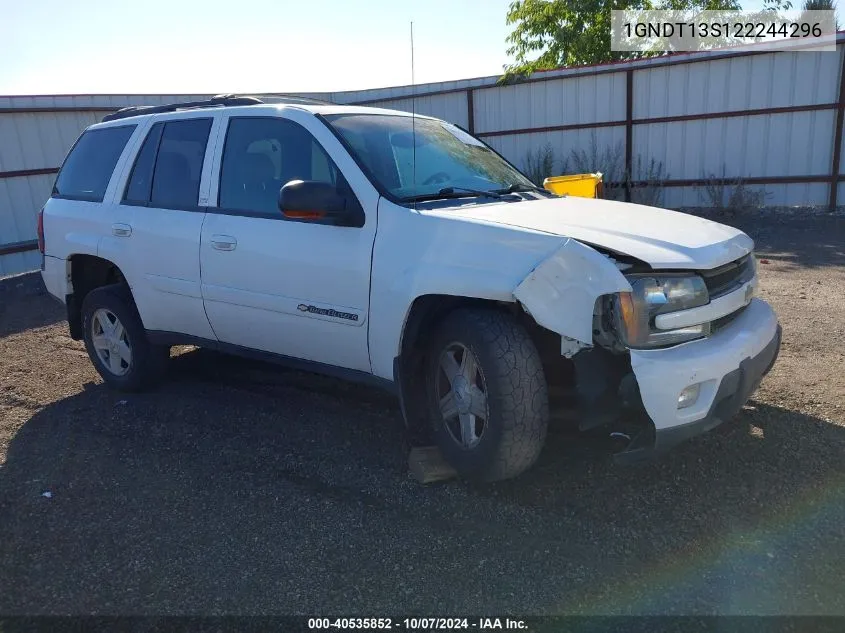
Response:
[[513, 238, 631, 348], [368, 200, 565, 380]]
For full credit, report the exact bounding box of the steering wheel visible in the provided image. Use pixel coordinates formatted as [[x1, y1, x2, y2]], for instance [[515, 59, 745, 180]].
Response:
[[422, 171, 451, 186]]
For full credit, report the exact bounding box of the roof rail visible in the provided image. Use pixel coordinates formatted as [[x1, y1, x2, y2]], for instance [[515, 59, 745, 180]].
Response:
[[101, 94, 263, 122], [101, 93, 336, 122], [258, 94, 335, 106]]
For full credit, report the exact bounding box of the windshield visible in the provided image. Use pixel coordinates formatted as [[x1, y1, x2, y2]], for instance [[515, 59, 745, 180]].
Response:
[[324, 113, 535, 202]]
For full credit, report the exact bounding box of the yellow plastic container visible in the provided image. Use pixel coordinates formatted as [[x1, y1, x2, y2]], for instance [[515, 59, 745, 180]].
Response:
[[543, 173, 603, 199]]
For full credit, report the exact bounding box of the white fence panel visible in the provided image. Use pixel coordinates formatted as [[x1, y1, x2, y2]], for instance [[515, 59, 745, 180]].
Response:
[[634, 110, 836, 181], [662, 182, 830, 208], [0, 94, 209, 110], [0, 173, 53, 245], [330, 77, 494, 105], [634, 51, 839, 119], [0, 111, 112, 172], [473, 72, 626, 134], [484, 126, 626, 176], [0, 249, 40, 277], [362, 92, 469, 128]]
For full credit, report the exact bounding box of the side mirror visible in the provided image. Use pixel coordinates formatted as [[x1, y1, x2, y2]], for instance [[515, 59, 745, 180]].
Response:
[[278, 180, 351, 224]]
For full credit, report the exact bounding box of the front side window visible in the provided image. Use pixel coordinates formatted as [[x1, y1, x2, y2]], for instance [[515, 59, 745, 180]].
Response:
[[218, 117, 339, 217], [324, 114, 534, 202], [53, 125, 136, 202], [149, 118, 213, 209]]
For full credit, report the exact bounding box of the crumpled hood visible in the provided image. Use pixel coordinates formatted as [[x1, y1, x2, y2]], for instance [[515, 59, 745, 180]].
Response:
[[427, 196, 753, 269]]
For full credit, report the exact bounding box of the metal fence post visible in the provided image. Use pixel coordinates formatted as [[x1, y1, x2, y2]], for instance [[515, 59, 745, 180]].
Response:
[[829, 46, 845, 211], [625, 69, 634, 202], [466, 89, 475, 134]]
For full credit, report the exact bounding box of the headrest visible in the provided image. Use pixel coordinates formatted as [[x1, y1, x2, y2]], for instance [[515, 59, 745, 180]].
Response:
[[241, 152, 275, 184]]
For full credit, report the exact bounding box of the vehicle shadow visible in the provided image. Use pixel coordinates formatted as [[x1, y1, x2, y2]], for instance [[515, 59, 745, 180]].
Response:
[[480, 399, 845, 613], [0, 273, 64, 338], [1, 348, 844, 614]]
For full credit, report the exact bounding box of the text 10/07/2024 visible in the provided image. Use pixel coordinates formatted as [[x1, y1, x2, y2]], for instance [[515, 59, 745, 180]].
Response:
[[307, 617, 528, 630]]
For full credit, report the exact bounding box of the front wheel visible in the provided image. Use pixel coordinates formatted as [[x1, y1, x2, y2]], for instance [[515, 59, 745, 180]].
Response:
[[427, 309, 549, 482], [81, 284, 169, 392]]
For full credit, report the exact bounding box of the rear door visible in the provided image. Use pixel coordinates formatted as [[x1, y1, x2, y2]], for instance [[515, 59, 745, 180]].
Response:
[[105, 113, 220, 339], [44, 123, 137, 266], [199, 110, 378, 372]]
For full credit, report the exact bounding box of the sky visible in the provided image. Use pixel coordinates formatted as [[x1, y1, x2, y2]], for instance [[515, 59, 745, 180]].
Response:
[[0, 0, 833, 96], [0, 0, 514, 95]]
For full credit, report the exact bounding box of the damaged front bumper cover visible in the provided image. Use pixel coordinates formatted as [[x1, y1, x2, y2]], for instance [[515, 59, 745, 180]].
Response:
[[615, 321, 781, 463]]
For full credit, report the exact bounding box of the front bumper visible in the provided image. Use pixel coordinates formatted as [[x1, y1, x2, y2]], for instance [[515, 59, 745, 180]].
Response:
[[617, 298, 780, 461]]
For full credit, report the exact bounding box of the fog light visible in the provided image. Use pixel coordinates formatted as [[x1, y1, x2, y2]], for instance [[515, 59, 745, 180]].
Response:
[[678, 383, 701, 409]]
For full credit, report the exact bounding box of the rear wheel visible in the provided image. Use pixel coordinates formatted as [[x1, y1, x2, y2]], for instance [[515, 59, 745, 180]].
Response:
[[81, 284, 169, 391], [427, 309, 549, 482]]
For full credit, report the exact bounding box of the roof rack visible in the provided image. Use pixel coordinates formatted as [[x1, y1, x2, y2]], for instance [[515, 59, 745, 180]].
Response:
[[100, 93, 334, 122], [102, 94, 262, 122], [258, 94, 335, 106]]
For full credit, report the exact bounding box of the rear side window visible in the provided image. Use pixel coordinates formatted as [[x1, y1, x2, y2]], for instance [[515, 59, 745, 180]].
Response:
[[122, 119, 211, 208], [218, 117, 340, 217], [123, 123, 164, 205], [151, 119, 212, 208], [120, 118, 212, 209], [53, 125, 135, 202]]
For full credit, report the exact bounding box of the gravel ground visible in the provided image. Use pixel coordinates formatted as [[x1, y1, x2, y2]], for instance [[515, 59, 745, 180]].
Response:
[[0, 216, 843, 616]]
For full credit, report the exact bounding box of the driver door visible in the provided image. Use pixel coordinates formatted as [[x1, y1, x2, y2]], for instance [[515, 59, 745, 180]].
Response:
[[199, 113, 378, 373]]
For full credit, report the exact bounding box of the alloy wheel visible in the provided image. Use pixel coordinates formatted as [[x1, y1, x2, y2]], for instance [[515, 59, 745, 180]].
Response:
[[91, 308, 132, 376], [435, 342, 489, 449]]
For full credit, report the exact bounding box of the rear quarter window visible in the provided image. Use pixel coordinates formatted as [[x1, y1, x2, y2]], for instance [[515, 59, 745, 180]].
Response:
[[53, 125, 136, 202]]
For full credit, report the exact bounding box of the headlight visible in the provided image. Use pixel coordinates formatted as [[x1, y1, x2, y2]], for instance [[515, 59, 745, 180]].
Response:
[[611, 275, 710, 348]]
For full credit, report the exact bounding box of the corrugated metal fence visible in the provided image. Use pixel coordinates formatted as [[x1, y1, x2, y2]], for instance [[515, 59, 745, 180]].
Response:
[[2, 36, 843, 276], [0, 95, 209, 275]]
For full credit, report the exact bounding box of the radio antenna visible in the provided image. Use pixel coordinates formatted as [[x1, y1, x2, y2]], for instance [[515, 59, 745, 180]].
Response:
[[411, 21, 417, 212]]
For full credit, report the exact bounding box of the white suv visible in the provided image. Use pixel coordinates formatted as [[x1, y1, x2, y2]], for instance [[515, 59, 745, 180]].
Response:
[[39, 95, 781, 481]]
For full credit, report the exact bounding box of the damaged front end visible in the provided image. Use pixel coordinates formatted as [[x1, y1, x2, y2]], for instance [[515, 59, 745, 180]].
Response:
[[514, 239, 778, 462], [513, 238, 651, 442]]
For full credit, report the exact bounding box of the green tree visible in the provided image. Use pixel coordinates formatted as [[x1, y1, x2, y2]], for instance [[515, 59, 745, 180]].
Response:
[[504, 0, 743, 77], [801, 0, 839, 29], [761, 0, 793, 10]]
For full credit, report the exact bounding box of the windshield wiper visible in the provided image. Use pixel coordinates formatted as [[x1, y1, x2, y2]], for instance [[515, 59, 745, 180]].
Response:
[[403, 186, 504, 203], [493, 183, 548, 194], [438, 186, 504, 199]]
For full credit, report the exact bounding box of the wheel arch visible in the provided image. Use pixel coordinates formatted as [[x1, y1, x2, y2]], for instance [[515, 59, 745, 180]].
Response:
[[393, 293, 570, 439], [393, 294, 511, 439], [399, 301, 552, 481], [399, 295, 511, 360], [66, 254, 129, 340]]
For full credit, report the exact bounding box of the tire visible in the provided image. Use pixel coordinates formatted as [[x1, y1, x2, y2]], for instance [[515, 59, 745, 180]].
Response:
[[426, 309, 549, 482], [81, 284, 169, 392]]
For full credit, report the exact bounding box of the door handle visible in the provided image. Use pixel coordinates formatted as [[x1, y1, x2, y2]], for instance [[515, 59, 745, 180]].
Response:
[[210, 235, 237, 251], [112, 223, 132, 237]]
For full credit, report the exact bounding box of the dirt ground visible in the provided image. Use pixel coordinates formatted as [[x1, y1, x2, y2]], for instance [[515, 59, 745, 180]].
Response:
[[1, 216, 844, 616]]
